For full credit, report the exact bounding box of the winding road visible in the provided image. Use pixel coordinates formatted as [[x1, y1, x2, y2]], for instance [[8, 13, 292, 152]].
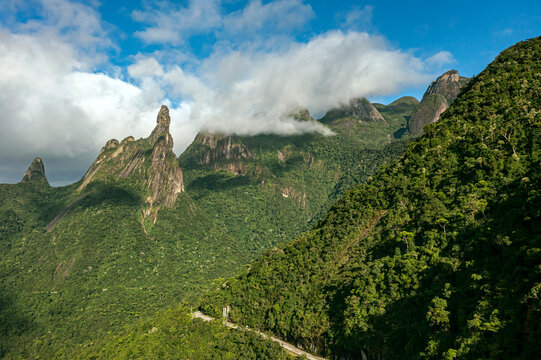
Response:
[[191, 311, 325, 360]]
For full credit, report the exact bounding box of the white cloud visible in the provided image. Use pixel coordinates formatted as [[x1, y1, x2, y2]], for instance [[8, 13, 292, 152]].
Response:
[[133, 0, 222, 44], [425, 51, 455, 68], [132, 0, 314, 46], [139, 31, 437, 137], [222, 0, 314, 35], [0, 1, 455, 185], [0, 30, 161, 181], [341, 5, 374, 30], [7, 0, 114, 67], [0, 1, 200, 184]]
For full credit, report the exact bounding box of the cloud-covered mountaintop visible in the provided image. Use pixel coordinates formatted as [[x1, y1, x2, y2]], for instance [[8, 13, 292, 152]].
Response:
[[1, 0, 538, 184]]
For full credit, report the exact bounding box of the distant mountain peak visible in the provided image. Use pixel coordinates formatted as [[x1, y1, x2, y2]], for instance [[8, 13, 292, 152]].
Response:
[[322, 97, 386, 123], [78, 105, 183, 216], [188, 132, 255, 175], [423, 69, 470, 101], [149, 105, 172, 144], [409, 70, 471, 135], [21, 157, 48, 184], [289, 108, 314, 122]]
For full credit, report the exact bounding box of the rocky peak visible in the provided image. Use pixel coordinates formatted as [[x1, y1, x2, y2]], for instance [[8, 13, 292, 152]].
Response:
[[423, 70, 470, 102], [409, 70, 471, 135], [21, 157, 48, 184], [187, 132, 255, 175], [323, 97, 386, 123], [78, 105, 183, 217], [149, 105, 172, 144], [99, 139, 120, 155], [290, 108, 314, 122]]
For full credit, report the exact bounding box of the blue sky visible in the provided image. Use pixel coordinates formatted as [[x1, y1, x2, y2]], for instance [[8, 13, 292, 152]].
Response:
[[0, 0, 540, 184]]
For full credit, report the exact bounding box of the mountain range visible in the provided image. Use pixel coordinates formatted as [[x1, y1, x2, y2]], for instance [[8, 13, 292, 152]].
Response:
[[3, 37, 537, 360]]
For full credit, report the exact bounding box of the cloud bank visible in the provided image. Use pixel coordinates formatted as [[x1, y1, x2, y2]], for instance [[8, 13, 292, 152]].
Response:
[[0, 29, 164, 183], [133, 0, 314, 45], [132, 30, 439, 137], [0, 0, 453, 185]]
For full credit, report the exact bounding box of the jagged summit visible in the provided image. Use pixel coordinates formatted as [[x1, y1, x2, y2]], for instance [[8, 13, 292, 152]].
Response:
[[78, 105, 183, 217], [289, 108, 314, 122], [149, 105, 172, 145], [423, 69, 470, 101], [185, 132, 255, 175], [21, 157, 48, 184], [321, 97, 386, 123], [409, 69, 470, 135]]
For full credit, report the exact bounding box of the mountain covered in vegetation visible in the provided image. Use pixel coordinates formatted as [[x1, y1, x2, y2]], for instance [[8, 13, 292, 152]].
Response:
[[0, 74, 422, 357], [195, 37, 541, 359], [2, 34, 531, 359]]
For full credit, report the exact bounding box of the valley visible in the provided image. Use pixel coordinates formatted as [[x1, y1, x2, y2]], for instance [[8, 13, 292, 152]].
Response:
[[0, 7, 538, 358], [0, 65, 467, 357]]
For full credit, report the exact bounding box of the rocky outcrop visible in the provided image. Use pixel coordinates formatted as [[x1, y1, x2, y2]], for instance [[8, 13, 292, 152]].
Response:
[[149, 106, 172, 144], [146, 130, 183, 208], [409, 70, 470, 135], [78, 105, 183, 213], [189, 132, 255, 175], [280, 186, 308, 208], [21, 157, 48, 184], [423, 70, 470, 101], [408, 94, 449, 135], [322, 97, 386, 123], [290, 108, 314, 122]]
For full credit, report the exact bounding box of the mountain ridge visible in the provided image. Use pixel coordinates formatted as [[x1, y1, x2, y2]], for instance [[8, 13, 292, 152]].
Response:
[[77, 105, 183, 221], [197, 36, 541, 359], [0, 58, 501, 359]]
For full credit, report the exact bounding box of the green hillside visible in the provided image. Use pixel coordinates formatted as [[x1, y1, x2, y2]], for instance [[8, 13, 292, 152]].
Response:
[[79, 305, 293, 360], [373, 95, 420, 138], [0, 93, 412, 356], [198, 37, 541, 359]]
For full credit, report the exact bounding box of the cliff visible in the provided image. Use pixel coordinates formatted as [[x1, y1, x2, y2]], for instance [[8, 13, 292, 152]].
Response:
[[21, 157, 48, 185], [409, 69, 470, 135], [78, 105, 183, 214]]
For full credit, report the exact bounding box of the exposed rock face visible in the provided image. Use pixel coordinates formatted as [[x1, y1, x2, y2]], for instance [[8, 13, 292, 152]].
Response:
[[290, 108, 314, 122], [21, 157, 48, 184], [149, 105, 171, 144], [146, 131, 183, 208], [190, 132, 255, 175], [323, 97, 386, 123], [408, 94, 450, 135], [409, 70, 470, 135], [280, 186, 308, 208], [78, 105, 183, 213], [105, 139, 119, 150], [423, 70, 470, 101]]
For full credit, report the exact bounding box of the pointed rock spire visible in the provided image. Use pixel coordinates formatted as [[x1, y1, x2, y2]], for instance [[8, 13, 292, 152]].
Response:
[[149, 105, 172, 144], [77, 105, 183, 215], [21, 157, 48, 184]]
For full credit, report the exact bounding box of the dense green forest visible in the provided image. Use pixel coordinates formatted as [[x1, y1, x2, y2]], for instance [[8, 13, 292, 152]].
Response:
[[197, 37, 541, 359], [78, 305, 293, 359], [3, 32, 537, 360], [0, 81, 413, 357]]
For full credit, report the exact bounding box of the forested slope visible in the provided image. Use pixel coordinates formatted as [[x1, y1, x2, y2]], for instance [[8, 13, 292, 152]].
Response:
[[0, 87, 411, 358], [200, 37, 541, 359]]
